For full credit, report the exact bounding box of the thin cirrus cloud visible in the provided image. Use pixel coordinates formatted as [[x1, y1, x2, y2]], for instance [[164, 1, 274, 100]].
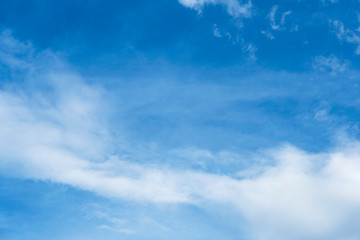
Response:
[[2, 31, 360, 240], [178, 0, 252, 18]]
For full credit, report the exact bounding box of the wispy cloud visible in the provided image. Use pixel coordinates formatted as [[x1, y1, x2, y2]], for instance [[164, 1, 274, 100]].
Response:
[[1, 31, 360, 240], [97, 224, 135, 234], [321, 0, 338, 4], [3, 85, 360, 239], [331, 19, 360, 55], [243, 42, 257, 61], [268, 5, 280, 30], [0, 30, 34, 73], [267, 5, 292, 31], [280, 10, 292, 26], [210, 24, 257, 60], [312, 55, 349, 74], [260, 30, 274, 40], [178, 0, 252, 18], [262, 5, 294, 40], [212, 24, 222, 38]]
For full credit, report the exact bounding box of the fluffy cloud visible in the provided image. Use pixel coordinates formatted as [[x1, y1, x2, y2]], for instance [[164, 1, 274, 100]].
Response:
[[2, 31, 360, 240], [178, 0, 252, 18]]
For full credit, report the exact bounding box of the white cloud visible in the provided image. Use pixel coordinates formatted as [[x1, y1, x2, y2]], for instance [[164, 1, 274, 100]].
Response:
[[178, 0, 252, 18], [331, 19, 360, 55], [2, 31, 360, 239], [312, 55, 349, 74]]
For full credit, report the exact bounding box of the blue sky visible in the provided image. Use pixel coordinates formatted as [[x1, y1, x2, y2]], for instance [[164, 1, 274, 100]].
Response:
[[1, 0, 360, 239]]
